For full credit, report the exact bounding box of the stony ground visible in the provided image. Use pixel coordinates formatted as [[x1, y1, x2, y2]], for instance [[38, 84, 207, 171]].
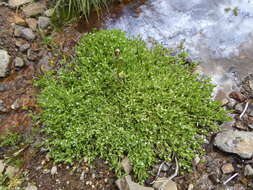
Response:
[[1, 1, 253, 190]]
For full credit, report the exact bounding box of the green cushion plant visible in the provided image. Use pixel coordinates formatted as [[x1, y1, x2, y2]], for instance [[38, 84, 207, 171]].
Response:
[[35, 30, 229, 182]]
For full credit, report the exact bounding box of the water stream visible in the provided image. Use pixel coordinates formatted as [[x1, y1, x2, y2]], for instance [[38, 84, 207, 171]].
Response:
[[91, 0, 253, 99]]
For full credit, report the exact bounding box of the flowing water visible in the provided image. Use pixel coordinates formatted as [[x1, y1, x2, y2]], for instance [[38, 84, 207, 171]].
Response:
[[89, 0, 253, 99]]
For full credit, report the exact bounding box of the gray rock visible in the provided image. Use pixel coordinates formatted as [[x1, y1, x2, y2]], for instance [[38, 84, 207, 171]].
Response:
[[116, 175, 154, 190], [244, 164, 253, 176], [22, 2, 46, 17], [0, 160, 5, 174], [152, 178, 177, 190], [226, 99, 237, 110], [38, 16, 50, 29], [14, 57, 25, 68], [5, 166, 18, 178], [214, 130, 253, 159], [20, 28, 36, 41], [14, 25, 25, 37], [8, 0, 32, 8], [25, 184, 37, 190], [0, 99, 7, 113], [121, 157, 132, 175], [19, 43, 30, 53], [234, 103, 244, 113], [0, 50, 11, 77]]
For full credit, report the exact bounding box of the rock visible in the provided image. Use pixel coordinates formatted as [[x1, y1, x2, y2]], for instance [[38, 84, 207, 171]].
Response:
[[19, 43, 30, 52], [194, 155, 201, 166], [38, 16, 50, 29], [8, 0, 32, 8], [80, 171, 85, 181], [226, 99, 237, 110], [25, 184, 37, 190], [121, 157, 132, 175], [214, 130, 253, 159], [20, 28, 36, 41], [235, 121, 247, 130], [116, 175, 154, 190], [13, 15, 26, 26], [51, 166, 57, 175], [22, 2, 46, 17], [152, 178, 177, 190], [11, 99, 21, 110], [244, 164, 253, 176], [39, 56, 52, 73], [188, 184, 194, 190], [0, 100, 7, 113], [44, 9, 53, 17], [0, 50, 11, 77], [14, 57, 25, 68], [25, 18, 37, 31], [220, 98, 229, 106], [0, 160, 5, 174], [14, 25, 25, 37], [229, 91, 247, 102], [5, 166, 18, 178], [0, 84, 6, 92], [221, 163, 234, 174], [234, 103, 244, 113]]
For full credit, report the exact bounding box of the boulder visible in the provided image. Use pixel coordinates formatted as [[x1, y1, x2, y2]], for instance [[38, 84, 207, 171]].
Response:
[[214, 130, 253, 159]]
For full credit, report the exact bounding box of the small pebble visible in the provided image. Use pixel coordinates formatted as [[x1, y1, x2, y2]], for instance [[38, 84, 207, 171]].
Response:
[[221, 163, 234, 174]]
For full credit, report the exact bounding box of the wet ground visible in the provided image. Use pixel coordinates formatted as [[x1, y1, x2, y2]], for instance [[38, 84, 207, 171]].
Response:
[[80, 0, 253, 100]]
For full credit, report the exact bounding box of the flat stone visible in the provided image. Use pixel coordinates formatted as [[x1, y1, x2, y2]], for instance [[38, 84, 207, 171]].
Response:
[[8, 0, 32, 8], [116, 175, 154, 190], [221, 163, 234, 174], [244, 164, 253, 176], [0, 160, 5, 174], [121, 157, 132, 175], [22, 2, 46, 17], [5, 166, 18, 178], [14, 57, 25, 68], [0, 50, 11, 77], [38, 16, 50, 29], [214, 130, 253, 159], [25, 18, 37, 31]]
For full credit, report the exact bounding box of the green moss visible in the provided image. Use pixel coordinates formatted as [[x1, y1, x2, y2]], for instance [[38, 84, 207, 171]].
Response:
[[35, 30, 229, 182]]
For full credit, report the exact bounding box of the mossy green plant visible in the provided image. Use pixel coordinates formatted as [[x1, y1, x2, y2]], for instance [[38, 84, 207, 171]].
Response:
[[35, 30, 229, 182]]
